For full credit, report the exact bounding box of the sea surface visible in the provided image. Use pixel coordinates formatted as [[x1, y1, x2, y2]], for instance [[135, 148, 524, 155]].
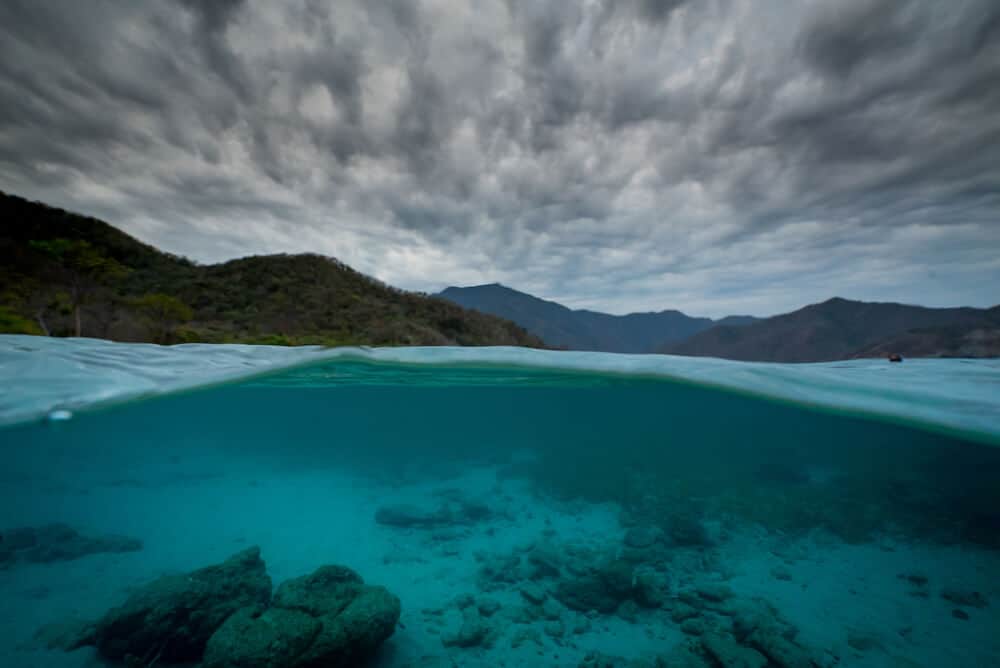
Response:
[[1, 335, 999, 667]]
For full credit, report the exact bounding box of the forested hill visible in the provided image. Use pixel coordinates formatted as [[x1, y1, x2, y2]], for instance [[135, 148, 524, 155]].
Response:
[[0, 192, 544, 348]]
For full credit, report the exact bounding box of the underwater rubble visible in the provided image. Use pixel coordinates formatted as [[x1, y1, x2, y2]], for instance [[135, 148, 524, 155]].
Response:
[[372, 484, 837, 668]]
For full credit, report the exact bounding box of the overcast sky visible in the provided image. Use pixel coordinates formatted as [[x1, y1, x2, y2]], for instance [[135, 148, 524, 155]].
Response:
[[1, 0, 997, 317]]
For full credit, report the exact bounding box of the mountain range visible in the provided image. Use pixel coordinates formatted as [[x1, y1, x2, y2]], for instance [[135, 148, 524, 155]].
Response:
[[3, 191, 997, 361], [439, 285, 1000, 361], [438, 284, 756, 353]]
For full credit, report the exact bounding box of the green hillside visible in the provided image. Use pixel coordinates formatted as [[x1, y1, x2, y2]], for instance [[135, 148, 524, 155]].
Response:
[[0, 192, 544, 348]]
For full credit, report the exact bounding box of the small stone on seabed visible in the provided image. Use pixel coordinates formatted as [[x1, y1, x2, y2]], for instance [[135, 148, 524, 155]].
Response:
[[520, 582, 547, 604], [478, 599, 501, 617], [623, 526, 662, 549]]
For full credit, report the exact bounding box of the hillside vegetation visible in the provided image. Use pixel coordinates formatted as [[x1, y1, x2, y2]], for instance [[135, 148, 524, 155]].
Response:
[[0, 192, 544, 348]]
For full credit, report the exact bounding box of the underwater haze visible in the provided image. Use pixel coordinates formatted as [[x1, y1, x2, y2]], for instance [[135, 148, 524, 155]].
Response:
[[1, 336, 999, 667]]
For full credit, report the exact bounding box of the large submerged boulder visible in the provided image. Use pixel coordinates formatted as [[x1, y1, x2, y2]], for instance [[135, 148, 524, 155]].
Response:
[[203, 564, 401, 668], [93, 546, 271, 663]]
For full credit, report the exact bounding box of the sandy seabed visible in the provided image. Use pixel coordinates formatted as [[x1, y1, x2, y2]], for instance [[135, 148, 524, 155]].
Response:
[[1, 453, 998, 668]]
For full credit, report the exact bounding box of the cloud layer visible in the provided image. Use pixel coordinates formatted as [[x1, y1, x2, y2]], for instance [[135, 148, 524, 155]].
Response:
[[1, 0, 997, 316]]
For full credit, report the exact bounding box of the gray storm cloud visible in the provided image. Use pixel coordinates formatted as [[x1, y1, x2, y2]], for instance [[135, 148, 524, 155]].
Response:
[[0, 0, 997, 317]]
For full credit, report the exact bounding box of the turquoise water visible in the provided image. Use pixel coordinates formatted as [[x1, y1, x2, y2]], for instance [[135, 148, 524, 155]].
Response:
[[1, 337, 999, 667]]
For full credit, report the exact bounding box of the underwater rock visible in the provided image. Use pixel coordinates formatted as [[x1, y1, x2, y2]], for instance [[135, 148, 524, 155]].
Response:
[[93, 546, 271, 663], [442, 608, 488, 648], [952, 609, 970, 620], [617, 599, 640, 622], [578, 651, 638, 668], [527, 541, 563, 578], [2, 526, 40, 550], [478, 598, 501, 617], [846, 629, 883, 652], [671, 603, 700, 623], [376, 493, 496, 530], [633, 570, 669, 608], [0, 523, 141, 566], [729, 604, 777, 643], [681, 617, 706, 636], [571, 613, 592, 634], [542, 597, 564, 620], [520, 581, 548, 604], [695, 583, 734, 603], [554, 559, 635, 613], [543, 618, 565, 638], [32, 618, 97, 651], [941, 589, 988, 608], [745, 624, 820, 668], [401, 656, 456, 668], [577, 650, 699, 668], [205, 563, 401, 667], [898, 572, 928, 587], [701, 632, 768, 668], [624, 526, 663, 549], [479, 551, 527, 586], [509, 625, 543, 649], [664, 514, 714, 547], [452, 593, 476, 610], [375, 504, 451, 528], [202, 607, 320, 668]]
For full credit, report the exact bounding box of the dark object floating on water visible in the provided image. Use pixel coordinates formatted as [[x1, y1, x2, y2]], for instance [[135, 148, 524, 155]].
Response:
[[888, 353, 903, 362], [0, 523, 141, 567], [44, 546, 401, 668]]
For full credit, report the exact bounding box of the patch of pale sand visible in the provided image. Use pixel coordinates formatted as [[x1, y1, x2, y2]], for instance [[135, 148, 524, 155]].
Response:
[[718, 529, 1000, 667]]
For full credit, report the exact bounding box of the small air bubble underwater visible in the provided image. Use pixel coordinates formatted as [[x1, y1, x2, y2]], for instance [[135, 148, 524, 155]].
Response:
[[1, 337, 999, 667]]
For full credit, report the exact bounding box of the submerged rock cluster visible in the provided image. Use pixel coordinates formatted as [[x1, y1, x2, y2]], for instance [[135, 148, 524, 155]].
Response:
[[46, 547, 401, 667]]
